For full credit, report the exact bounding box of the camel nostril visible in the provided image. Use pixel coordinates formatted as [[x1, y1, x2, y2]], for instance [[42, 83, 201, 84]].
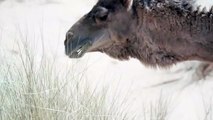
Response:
[[66, 32, 74, 40]]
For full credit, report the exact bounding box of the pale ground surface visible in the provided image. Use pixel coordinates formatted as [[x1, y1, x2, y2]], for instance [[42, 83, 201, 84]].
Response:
[[0, 0, 213, 120]]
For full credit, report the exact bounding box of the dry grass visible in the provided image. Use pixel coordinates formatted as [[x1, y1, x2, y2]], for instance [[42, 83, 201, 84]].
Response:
[[0, 40, 133, 120], [142, 94, 170, 120]]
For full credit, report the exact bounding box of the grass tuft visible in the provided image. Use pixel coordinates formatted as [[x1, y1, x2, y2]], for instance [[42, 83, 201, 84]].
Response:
[[0, 40, 133, 120]]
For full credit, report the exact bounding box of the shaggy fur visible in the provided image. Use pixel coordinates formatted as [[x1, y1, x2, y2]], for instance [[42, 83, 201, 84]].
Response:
[[65, 0, 213, 67], [100, 0, 213, 67]]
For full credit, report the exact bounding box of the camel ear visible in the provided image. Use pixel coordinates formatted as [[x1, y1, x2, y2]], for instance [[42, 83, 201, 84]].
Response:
[[121, 0, 133, 11]]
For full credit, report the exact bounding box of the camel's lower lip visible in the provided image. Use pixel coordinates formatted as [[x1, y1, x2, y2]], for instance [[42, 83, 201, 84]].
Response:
[[67, 41, 92, 58]]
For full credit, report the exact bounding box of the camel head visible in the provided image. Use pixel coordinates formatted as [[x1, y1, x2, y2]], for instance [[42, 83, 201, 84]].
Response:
[[64, 0, 137, 58]]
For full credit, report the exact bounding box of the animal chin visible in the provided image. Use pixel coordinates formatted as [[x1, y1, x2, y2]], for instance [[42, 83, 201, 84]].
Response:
[[68, 41, 92, 58]]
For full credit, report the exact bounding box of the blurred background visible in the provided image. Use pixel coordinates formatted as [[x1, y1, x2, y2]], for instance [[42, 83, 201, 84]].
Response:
[[0, 0, 213, 120]]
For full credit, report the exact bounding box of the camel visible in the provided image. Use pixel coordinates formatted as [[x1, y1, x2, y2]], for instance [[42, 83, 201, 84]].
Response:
[[64, 0, 213, 73]]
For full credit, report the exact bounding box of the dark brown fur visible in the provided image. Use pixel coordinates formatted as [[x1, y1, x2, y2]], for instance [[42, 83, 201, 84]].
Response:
[[65, 0, 213, 67]]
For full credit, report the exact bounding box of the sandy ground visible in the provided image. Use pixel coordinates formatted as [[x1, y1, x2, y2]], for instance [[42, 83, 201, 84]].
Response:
[[1, 0, 213, 120]]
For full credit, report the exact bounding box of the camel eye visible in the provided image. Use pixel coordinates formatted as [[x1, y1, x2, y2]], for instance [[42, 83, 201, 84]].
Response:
[[94, 7, 109, 22], [96, 13, 108, 21]]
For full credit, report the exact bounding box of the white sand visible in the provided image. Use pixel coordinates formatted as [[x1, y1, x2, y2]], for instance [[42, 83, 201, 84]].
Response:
[[0, 0, 213, 119]]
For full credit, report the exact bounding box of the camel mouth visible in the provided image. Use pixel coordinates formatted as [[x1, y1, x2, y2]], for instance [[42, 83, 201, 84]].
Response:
[[66, 40, 92, 58]]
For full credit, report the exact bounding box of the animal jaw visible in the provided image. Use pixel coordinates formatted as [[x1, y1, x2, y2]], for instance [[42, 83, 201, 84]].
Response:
[[66, 39, 92, 58]]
